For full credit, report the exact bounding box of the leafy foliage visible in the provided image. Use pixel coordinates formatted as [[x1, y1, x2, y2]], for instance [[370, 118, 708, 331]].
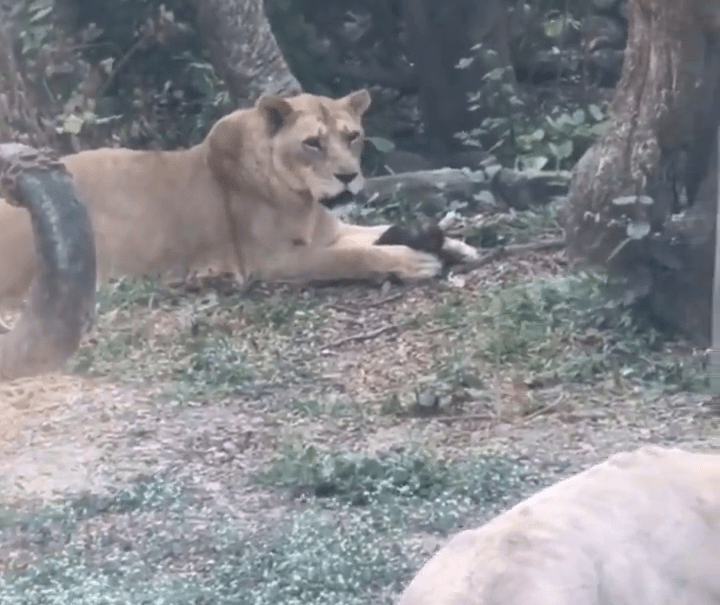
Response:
[[444, 272, 707, 391], [457, 47, 609, 170], [12, 0, 233, 150]]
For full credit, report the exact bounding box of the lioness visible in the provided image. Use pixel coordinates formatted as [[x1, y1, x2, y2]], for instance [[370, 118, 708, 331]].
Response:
[[399, 445, 720, 605], [0, 89, 477, 303]]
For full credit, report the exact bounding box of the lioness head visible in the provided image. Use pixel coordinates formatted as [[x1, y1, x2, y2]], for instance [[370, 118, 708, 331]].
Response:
[[206, 89, 372, 208]]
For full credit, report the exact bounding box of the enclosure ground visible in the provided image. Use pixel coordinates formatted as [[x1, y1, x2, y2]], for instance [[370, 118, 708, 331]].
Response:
[[0, 242, 717, 604]]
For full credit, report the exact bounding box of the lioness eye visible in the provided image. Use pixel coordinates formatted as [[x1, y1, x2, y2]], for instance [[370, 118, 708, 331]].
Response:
[[347, 131, 360, 143], [304, 137, 322, 149]]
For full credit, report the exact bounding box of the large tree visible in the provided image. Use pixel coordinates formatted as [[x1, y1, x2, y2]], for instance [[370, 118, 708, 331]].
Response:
[[564, 0, 720, 345], [193, 0, 302, 105], [401, 0, 513, 153]]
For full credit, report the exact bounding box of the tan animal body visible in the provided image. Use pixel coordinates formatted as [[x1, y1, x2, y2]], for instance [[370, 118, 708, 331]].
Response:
[[399, 445, 720, 605], [0, 89, 477, 303]]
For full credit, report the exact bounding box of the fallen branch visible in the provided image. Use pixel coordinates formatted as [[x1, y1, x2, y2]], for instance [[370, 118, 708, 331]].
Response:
[[451, 238, 566, 275], [325, 324, 399, 348]]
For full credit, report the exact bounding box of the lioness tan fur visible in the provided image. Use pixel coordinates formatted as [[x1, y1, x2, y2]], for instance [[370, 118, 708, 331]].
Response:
[[0, 89, 477, 304], [399, 445, 720, 605]]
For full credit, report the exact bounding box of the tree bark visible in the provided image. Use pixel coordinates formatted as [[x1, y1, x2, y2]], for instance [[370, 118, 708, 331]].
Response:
[[564, 0, 720, 345], [401, 0, 513, 153], [193, 0, 302, 106]]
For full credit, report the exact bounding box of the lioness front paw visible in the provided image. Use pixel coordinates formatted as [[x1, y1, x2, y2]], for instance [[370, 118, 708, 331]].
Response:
[[394, 248, 443, 281], [442, 237, 480, 263]]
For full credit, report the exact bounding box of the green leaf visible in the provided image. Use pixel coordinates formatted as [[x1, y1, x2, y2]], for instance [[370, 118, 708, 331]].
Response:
[[550, 139, 573, 160], [626, 220, 651, 240], [517, 156, 549, 171], [572, 109, 586, 124], [588, 104, 604, 122], [529, 128, 545, 141], [543, 18, 565, 39], [482, 67, 506, 82], [29, 5, 53, 23], [456, 57, 474, 70], [62, 114, 84, 135], [588, 121, 610, 136], [366, 136, 395, 153], [555, 113, 574, 129], [612, 195, 639, 206]]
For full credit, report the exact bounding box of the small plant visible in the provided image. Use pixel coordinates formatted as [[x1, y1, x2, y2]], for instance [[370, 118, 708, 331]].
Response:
[[456, 45, 609, 170], [175, 333, 253, 399], [467, 273, 707, 389], [258, 446, 544, 510], [259, 447, 453, 504]]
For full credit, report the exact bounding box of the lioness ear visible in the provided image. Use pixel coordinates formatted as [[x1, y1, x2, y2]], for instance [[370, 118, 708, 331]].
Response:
[[205, 113, 243, 189], [256, 95, 294, 135], [342, 89, 371, 117]]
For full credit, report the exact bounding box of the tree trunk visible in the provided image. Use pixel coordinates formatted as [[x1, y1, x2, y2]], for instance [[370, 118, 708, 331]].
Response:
[[564, 0, 720, 345], [193, 0, 302, 106], [401, 0, 513, 153]]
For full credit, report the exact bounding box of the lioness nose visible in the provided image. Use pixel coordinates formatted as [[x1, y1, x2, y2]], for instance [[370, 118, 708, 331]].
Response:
[[335, 172, 358, 185]]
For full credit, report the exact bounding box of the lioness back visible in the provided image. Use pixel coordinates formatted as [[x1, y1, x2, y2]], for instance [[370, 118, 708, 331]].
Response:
[[61, 147, 234, 280], [0, 144, 235, 302], [399, 445, 720, 605]]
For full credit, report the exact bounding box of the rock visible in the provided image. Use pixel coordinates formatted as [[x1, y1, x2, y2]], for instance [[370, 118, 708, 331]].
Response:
[[445, 149, 496, 170], [494, 168, 571, 210], [383, 149, 439, 173], [360, 168, 494, 212], [592, 0, 623, 14], [583, 15, 626, 52], [358, 166, 571, 216], [588, 49, 625, 86]]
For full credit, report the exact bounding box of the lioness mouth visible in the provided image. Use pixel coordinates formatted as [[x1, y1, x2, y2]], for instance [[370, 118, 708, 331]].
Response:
[[320, 190, 355, 209]]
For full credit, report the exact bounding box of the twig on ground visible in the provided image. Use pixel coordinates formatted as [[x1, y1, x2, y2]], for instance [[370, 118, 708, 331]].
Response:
[[367, 291, 406, 308], [325, 324, 399, 348], [520, 393, 566, 423], [452, 238, 566, 275], [436, 413, 493, 423], [330, 291, 406, 315]]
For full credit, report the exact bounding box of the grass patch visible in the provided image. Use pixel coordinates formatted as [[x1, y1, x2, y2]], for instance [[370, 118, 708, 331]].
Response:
[[258, 446, 554, 524], [464, 202, 564, 248], [431, 272, 707, 392], [0, 452, 557, 605], [70, 278, 330, 403]]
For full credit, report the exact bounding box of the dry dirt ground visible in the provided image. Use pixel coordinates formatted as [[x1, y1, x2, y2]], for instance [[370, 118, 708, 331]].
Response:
[[0, 244, 717, 603]]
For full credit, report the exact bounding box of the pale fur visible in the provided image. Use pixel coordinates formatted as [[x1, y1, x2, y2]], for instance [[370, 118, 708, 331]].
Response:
[[399, 445, 720, 605], [0, 89, 477, 304]]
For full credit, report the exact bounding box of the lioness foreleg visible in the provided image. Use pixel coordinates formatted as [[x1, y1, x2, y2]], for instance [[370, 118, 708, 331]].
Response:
[[256, 244, 443, 283], [334, 222, 479, 264]]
